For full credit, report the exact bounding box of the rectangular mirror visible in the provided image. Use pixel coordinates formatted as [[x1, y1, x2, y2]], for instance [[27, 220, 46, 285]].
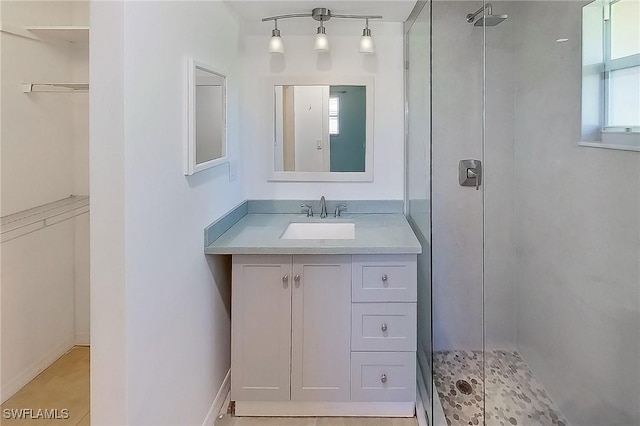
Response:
[[270, 77, 374, 182], [185, 59, 227, 175]]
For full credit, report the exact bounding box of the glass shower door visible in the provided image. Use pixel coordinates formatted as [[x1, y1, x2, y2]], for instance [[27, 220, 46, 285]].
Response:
[[404, 1, 433, 423], [429, 1, 486, 425]]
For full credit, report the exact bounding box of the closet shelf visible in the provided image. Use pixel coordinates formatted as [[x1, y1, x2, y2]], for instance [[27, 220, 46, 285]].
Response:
[[25, 26, 89, 46], [22, 83, 89, 93], [1, 195, 89, 243]]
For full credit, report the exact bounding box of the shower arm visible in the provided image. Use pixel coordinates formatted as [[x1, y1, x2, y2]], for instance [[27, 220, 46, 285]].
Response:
[[466, 3, 493, 23]]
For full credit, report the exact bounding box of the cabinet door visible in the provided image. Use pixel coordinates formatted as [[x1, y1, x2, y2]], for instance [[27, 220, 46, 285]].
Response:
[[231, 255, 292, 401], [291, 255, 351, 401]]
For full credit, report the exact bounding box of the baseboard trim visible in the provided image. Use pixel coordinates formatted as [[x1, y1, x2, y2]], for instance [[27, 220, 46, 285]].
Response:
[[75, 332, 90, 346], [203, 369, 231, 426], [1, 335, 75, 403], [234, 401, 415, 417]]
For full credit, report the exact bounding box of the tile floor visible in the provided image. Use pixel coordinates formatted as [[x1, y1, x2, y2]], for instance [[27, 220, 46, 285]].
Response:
[[433, 350, 568, 426], [1, 346, 90, 426]]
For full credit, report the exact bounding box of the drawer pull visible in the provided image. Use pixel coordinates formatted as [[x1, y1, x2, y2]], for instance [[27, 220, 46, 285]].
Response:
[[381, 374, 387, 384], [294, 274, 301, 287], [381, 274, 388, 286], [381, 323, 388, 332], [282, 275, 289, 287]]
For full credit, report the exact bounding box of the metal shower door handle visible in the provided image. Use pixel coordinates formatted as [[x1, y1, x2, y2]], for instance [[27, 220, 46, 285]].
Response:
[[459, 159, 482, 190]]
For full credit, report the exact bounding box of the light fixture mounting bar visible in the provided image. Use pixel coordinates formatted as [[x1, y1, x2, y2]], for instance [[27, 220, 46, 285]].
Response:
[[331, 14, 383, 20], [262, 9, 382, 23], [262, 13, 312, 22]]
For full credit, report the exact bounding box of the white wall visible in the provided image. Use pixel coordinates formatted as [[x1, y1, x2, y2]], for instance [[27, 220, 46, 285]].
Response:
[[512, 2, 640, 424], [0, 0, 89, 400], [91, 1, 243, 424], [241, 21, 405, 200], [90, 2, 127, 422], [293, 85, 327, 172], [70, 4, 90, 346], [0, 2, 76, 216], [1, 222, 76, 402]]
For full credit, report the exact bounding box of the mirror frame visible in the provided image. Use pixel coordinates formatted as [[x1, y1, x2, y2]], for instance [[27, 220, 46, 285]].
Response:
[[185, 58, 228, 176], [268, 76, 374, 182]]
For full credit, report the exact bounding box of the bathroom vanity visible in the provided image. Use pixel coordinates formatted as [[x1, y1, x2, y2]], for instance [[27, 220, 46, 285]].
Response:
[[205, 203, 421, 417]]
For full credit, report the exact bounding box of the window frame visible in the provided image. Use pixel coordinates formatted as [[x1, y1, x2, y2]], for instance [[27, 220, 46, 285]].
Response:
[[581, 0, 640, 151], [602, 0, 640, 132]]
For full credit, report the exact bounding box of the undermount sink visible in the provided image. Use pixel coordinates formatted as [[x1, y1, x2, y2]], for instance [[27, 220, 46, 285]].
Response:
[[280, 222, 356, 240]]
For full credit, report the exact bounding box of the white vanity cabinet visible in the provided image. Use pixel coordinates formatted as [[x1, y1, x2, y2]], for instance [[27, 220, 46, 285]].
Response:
[[230, 253, 417, 417]]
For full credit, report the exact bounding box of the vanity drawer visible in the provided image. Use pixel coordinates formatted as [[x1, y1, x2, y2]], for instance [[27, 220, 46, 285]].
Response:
[[350, 352, 416, 402], [352, 255, 417, 302], [352, 303, 417, 352]]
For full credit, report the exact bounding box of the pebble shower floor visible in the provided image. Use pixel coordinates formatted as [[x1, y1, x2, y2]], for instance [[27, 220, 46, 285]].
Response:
[[433, 350, 569, 426]]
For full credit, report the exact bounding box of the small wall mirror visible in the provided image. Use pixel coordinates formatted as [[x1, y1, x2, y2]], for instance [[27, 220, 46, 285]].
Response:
[[185, 59, 227, 175], [270, 78, 374, 182]]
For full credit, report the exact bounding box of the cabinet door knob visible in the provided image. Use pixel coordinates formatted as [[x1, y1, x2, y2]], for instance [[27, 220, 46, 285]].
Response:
[[381, 374, 387, 384], [294, 274, 301, 286], [381, 323, 388, 332], [282, 275, 289, 286]]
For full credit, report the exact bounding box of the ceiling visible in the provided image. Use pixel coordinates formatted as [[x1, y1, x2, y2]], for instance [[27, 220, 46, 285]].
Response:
[[224, 1, 417, 24]]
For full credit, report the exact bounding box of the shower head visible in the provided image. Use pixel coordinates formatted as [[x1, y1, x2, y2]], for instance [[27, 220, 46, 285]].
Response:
[[466, 3, 507, 27], [473, 14, 508, 26]]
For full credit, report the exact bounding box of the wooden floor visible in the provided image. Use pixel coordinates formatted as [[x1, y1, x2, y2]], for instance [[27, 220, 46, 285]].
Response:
[[1, 347, 90, 426], [215, 415, 418, 426], [215, 411, 418, 426]]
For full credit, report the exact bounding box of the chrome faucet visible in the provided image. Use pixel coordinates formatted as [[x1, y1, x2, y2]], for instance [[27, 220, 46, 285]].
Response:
[[301, 204, 313, 217], [319, 196, 328, 218]]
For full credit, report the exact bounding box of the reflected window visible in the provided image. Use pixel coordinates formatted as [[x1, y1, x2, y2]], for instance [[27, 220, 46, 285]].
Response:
[[582, 0, 640, 148], [329, 96, 340, 136]]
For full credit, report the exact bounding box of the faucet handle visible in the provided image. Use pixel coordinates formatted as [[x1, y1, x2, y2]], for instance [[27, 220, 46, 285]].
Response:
[[301, 204, 313, 217], [334, 203, 347, 217]]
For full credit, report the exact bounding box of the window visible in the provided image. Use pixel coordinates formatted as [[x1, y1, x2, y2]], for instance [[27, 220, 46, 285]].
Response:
[[582, 0, 640, 150], [329, 96, 339, 135]]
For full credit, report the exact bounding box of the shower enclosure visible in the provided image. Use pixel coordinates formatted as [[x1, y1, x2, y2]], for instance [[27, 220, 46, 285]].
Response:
[[405, 1, 640, 425]]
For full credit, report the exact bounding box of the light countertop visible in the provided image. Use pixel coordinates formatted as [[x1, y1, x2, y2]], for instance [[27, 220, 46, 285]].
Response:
[[204, 213, 422, 255]]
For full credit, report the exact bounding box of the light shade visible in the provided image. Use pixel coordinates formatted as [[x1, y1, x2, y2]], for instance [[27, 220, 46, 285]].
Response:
[[314, 25, 329, 52], [269, 36, 284, 53], [269, 28, 284, 53], [359, 35, 374, 54], [359, 27, 374, 54]]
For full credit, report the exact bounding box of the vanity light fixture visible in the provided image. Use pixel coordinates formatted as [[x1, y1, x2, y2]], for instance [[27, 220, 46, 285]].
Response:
[[262, 8, 382, 54], [269, 19, 284, 53]]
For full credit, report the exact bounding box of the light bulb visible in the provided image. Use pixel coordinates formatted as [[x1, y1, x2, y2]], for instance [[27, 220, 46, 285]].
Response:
[[269, 34, 284, 53], [359, 26, 374, 54], [314, 24, 329, 52], [359, 35, 374, 54], [268, 22, 284, 54]]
